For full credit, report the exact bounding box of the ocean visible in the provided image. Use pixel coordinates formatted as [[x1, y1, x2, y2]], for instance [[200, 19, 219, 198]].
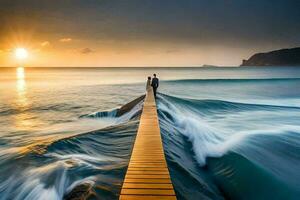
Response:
[[0, 66, 300, 200]]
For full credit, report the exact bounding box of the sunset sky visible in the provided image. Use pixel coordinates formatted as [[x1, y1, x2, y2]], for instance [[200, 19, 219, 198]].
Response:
[[0, 0, 299, 67]]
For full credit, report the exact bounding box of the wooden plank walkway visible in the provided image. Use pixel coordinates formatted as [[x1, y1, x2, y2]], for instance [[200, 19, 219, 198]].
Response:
[[119, 88, 176, 200]]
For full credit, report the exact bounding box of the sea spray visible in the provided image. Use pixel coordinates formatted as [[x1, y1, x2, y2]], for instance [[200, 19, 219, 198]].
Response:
[[0, 97, 144, 200], [157, 93, 300, 199], [158, 94, 236, 166]]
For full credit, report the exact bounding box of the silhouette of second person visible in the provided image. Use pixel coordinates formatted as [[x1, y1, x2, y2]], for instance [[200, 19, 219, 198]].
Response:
[[151, 74, 159, 97], [146, 76, 151, 90]]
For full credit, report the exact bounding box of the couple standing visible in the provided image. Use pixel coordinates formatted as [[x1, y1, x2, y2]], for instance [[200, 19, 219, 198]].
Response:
[[147, 74, 159, 98]]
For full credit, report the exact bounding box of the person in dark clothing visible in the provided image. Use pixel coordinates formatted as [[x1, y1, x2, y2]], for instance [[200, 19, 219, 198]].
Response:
[[146, 76, 151, 90], [151, 74, 159, 97]]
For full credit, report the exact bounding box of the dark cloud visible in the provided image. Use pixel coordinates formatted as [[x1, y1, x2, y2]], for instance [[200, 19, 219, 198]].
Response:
[[80, 48, 94, 54], [0, 0, 299, 50]]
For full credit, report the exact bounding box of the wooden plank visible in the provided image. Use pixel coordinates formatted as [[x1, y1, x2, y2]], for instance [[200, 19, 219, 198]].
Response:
[[127, 171, 170, 175], [119, 88, 176, 199], [128, 161, 167, 164], [121, 189, 175, 195], [125, 174, 170, 179], [131, 154, 165, 156], [122, 183, 174, 189], [119, 195, 176, 200], [124, 178, 172, 183], [128, 164, 167, 168], [128, 168, 169, 171], [128, 163, 167, 166], [129, 159, 166, 162]]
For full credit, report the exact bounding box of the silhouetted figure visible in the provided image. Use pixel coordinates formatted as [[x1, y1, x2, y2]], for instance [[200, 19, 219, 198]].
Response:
[[151, 74, 159, 97], [146, 76, 151, 90]]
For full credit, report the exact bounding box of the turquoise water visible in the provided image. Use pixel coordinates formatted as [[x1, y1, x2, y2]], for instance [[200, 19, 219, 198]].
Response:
[[0, 67, 300, 199]]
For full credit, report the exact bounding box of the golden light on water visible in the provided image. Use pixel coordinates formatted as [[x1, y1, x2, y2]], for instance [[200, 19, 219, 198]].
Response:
[[14, 67, 42, 132], [16, 67, 26, 96], [17, 67, 25, 79], [15, 67, 30, 130]]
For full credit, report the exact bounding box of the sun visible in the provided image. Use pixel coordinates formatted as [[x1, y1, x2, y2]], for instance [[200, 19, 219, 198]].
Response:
[[15, 48, 28, 60]]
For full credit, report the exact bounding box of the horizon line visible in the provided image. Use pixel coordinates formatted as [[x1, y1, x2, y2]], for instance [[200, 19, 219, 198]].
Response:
[[0, 65, 239, 68]]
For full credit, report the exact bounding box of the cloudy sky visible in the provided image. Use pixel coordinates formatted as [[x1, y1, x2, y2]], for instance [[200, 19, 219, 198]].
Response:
[[0, 0, 299, 67]]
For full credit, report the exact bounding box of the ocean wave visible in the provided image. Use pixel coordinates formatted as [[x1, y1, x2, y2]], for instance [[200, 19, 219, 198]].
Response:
[[80, 95, 144, 122], [158, 93, 300, 165], [0, 120, 138, 200], [81, 108, 118, 118], [158, 93, 300, 112], [0, 104, 85, 116], [164, 77, 300, 84], [157, 93, 300, 199], [0, 96, 144, 200]]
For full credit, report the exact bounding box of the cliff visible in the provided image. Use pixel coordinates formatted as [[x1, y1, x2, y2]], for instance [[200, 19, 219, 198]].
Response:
[[241, 47, 300, 66]]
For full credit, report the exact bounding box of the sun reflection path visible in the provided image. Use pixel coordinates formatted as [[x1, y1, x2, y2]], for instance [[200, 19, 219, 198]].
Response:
[[15, 66, 33, 131], [14, 67, 43, 133], [17, 67, 25, 79], [16, 67, 27, 108]]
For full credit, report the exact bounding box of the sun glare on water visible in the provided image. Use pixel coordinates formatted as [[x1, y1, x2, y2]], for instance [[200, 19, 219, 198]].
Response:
[[17, 67, 25, 80], [15, 48, 28, 60]]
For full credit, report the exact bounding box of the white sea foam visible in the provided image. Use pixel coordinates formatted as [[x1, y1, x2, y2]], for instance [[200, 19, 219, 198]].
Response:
[[158, 95, 300, 167]]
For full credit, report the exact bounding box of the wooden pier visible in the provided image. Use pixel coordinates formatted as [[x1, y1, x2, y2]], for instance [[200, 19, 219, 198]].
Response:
[[119, 88, 176, 200]]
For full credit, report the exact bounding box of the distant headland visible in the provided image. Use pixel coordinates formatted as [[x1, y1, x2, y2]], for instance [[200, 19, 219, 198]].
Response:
[[241, 47, 300, 66]]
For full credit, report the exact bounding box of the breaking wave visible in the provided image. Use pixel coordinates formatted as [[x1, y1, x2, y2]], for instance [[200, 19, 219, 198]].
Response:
[[0, 96, 144, 200], [157, 93, 300, 199]]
